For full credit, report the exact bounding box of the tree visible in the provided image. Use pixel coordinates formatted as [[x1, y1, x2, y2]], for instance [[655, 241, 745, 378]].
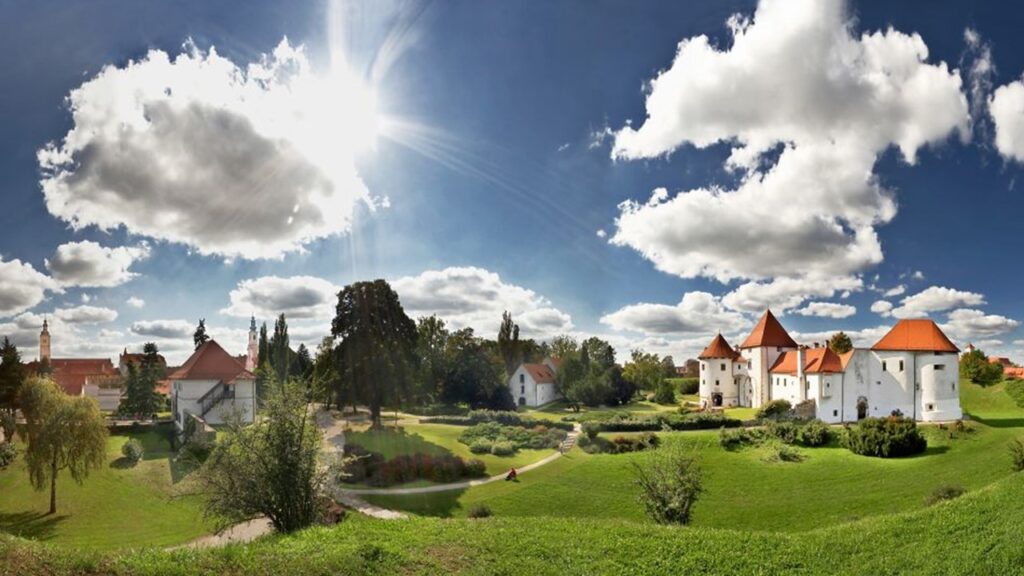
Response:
[[653, 379, 676, 405], [581, 338, 615, 372], [331, 280, 417, 428], [961, 348, 1003, 384], [828, 331, 853, 354], [311, 337, 341, 409], [0, 337, 26, 414], [415, 316, 450, 405], [195, 379, 324, 533], [497, 311, 521, 376], [661, 355, 677, 378], [623, 350, 666, 393], [548, 335, 578, 360], [270, 314, 292, 386], [441, 328, 507, 408], [292, 344, 312, 382], [633, 445, 703, 525], [21, 378, 108, 514], [555, 352, 587, 411], [258, 322, 270, 369], [193, 319, 210, 350], [119, 343, 161, 418], [605, 365, 635, 406]]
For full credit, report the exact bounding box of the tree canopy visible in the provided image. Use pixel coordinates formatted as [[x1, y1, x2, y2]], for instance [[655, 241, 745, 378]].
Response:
[[0, 337, 26, 414], [828, 332, 854, 354], [961, 348, 1003, 384], [193, 319, 210, 350]]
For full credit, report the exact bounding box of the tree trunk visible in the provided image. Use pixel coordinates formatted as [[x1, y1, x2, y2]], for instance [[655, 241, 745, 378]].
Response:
[[49, 457, 58, 515]]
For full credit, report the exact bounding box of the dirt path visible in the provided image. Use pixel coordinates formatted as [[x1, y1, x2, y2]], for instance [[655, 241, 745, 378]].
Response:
[[172, 518, 275, 550]]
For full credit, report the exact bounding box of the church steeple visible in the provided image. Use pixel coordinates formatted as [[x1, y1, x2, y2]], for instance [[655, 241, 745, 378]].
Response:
[[40, 318, 51, 362], [246, 316, 258, 371]]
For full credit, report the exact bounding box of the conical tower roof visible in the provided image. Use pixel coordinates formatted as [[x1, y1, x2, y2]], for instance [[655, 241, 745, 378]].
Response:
[[698, 334, 738, 360], [871, 319, 958, 353], [739, 309, 798, 349]]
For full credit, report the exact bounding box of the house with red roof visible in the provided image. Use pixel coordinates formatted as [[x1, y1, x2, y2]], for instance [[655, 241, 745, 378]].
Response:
[[25, 320, 123, 410], [508, 357, 561, 407], [169, 340, 257, 430], [698, 311, 962, 423]]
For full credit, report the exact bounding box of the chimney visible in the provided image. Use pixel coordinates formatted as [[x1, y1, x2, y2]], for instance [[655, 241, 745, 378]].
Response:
[[796, 345, 806, 400]]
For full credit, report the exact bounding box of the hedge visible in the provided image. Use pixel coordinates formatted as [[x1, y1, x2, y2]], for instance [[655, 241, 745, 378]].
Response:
[[341, 444, 488, 487], [421, 410, 574, 431], [844, 416, 927, 458], [591, 412, 741, 432]]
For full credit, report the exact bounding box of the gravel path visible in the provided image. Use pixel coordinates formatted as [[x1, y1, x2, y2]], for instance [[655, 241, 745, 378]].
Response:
[[172, 518, 275, 550]]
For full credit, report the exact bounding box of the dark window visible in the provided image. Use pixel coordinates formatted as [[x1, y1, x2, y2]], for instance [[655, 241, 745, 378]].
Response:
[[520, 385, 525, 394], [720, 363, 726, 371], [935, 364, 946, 371], [519, 374, 525, 383], [926, 403, 935, 411], [952, 382, 956, 391], [715, 380, 720, 386], [898, 360, 904, 372], [833, 410, 838, 417], [882, 361, 887, 371]]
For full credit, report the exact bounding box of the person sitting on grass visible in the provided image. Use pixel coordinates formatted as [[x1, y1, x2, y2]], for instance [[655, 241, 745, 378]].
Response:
[[505, 467, 517, 481]]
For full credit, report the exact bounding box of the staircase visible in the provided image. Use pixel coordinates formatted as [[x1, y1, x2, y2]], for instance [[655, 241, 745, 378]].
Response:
[[197, 381, 233, 418], [558, 425, 581, 453]]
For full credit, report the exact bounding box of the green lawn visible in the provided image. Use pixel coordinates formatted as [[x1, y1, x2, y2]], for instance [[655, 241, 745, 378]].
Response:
[[523, 399, 681, 421], [345, 422, 553, 476], [369, 379, 1024, 531], [0, 427, 212, 550]]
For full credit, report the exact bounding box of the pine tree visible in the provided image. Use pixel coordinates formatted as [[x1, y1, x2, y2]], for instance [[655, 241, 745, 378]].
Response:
[[193, 319, 210, 350], [0, 338, 26, 414], [497, 311, 521, 376], [270, 314, 291, 385]]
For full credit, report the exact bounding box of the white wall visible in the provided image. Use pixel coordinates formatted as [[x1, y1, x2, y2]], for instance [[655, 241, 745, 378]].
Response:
[[508, 366, 561, 407], [700, 359, 739, 407], [173, 378, 256, 429]]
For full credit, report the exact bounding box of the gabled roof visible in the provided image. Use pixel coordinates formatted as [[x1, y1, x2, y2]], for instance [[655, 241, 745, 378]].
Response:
[[522, 363, 556, 384], [739, 310, 798, 349], [167, 340, 255, 384], [698, 334, 739, 360], [768, 347, 846, 375], [27, 358, 119, 396], [871, 319, 959, 353]]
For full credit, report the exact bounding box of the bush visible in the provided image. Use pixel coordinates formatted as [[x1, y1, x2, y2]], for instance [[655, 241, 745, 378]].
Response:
[[421, 411, 573, 431], [469, 439, 493, 454], [1006, 380, 1024, 408], [593, 412, 742, 433], [0, 411, 15, 443], [121, 438, 144, 465], [0, 442, 17, 469], [673, 377, 699, 395], [490, 441, 516, 456], [633, 449, 703, 525], [844, 416, 927, 458], [925, 484, 966, 506], [467, 504, 492, 518], [582, 422, 601, 440], [458, 421, 567, 453], [1010, 439, 1024, 472], [765, 421, 799, 444], [719, 427, 757, 450], [653, 381, 676, 405], [755, 399, 792, 420], [464, 459, 487, 477], [797, 419, 832, 447], [407, 405, 469, 417], [340, 444, 483, 487], [763, 442, 803, 463]]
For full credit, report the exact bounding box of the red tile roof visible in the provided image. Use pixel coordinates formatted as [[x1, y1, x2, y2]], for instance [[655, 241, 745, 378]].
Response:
[[739, 310, 798, 349], [698, 334, 739, 360], [1004, 366, 1024, 379], [167, 341, 255, 384], [27, 358, 119, 396], [988, 356, 1012, 367], [769, 347, 845, 375], [871, 319, 959, 353], [523, 363, 556, 384]]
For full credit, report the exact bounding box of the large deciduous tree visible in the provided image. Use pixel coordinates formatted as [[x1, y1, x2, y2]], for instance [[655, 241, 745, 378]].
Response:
[[961, 347, 1003, 385], [119, 343, 162, 418], [415, 315, 450, 405], [0, 338, 26, 415], [828, 332, 853, 354], [21, 378, 108, 514], [497, 311, 522, 376], [331, 280, 417, 428], [311, 337, 342, 409], [623, 350, 667, 394]]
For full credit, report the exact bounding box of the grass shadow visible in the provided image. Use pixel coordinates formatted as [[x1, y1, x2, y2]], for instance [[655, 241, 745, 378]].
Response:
[[970, 415, 1024, 429], [368, 486, 469, 518], [109, 457, 138, 470], [0, 511, 67, 541]]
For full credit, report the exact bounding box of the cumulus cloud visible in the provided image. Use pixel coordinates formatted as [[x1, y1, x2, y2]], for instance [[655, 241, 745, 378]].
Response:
[[889, 286, 985, 319], [792, 325, 892, 349], [222, 275, 339, 320], [126, 297, 145, 309], [45, 241, 149, 287], [391, 267, 574, 339], [54, 305, 118, 324], [942, 308, 1020, 341], [721, 275, 862, 314], [130, 319, 194, 340], [882, 285, 906, 297], [990, 75, 1024, 162], [600, 292, 749, 335], [0, 257, 59, 318], [38, 39, 379, 259], [610, 0, 967, 284], [794, 302, 856, 319], [871, 300, 894, 316]]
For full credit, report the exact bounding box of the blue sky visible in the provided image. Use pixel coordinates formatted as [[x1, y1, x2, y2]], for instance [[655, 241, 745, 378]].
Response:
[[3, 0, 1024, 364]]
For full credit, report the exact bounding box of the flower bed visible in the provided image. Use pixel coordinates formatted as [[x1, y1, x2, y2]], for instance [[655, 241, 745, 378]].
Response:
[[340, 443, 487, 487]]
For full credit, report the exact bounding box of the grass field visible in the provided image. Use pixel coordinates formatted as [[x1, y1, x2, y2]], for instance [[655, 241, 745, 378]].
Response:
[[368, 378, 1024, 531], [4, 473, 1024, 575], [0, 427, 212, 550]]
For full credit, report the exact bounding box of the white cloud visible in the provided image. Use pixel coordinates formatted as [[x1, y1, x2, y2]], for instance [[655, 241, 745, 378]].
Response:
[[45, 241, 150, 287], [391, 267, 574, 339], [222, 275, 339, 320], [721, 275, 862, 314], [595, 229, 607, 239], [882, 284, 906, 297], [871, 300, 894, 316], [54, 305, 118, 324], [962, 28, 995, 139], [126, 297, 145, 309], [0, 257, 59, 318], [792, 325, 892, 349], [889, 286, 985, 319], [610, 0, 967, 284], [600, 292, 749, 335], [990, 75, 1024, 162], [794, 302, 856, 319], [130, 319, 194, 340], [941, 309, 1020, 341], [38, 39, 379, 259]]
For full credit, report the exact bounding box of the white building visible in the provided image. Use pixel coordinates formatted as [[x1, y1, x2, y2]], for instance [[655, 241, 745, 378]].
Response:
[[169, 339, 257, 431], [509, 357, 561, 407], [699, 310, 963, 423]]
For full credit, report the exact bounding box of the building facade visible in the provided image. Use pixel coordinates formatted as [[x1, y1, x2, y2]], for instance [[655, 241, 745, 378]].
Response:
[[508, 358, 561, 407], [169, 340, 257, 431]]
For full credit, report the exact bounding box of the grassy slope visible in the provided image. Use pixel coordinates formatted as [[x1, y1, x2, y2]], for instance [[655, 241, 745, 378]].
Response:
[[4, 474, 1024, 575], [369, 379, 1024, 531], [0, 429, 211, 550]]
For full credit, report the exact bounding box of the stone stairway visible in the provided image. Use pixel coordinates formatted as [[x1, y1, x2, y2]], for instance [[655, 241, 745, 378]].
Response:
[[559, 425, 580, 453]]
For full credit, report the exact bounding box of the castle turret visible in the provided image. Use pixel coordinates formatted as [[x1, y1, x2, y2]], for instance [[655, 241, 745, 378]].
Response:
[[246, 316, 258, 371], [737, 309, 798, 408], [39, 318, 51, 362]]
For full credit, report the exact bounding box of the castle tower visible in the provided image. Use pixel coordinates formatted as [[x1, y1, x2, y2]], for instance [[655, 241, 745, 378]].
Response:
[[246, 316, 258, 371], [39, 318, 51, 362], [737, 309, 798, 408]]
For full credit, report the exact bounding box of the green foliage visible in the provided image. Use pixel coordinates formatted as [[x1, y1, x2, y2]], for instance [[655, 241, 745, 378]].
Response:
[[21, 377, 109, 513], [670, 377, 699, 395], [467, 504, 492, 518], [497, 311, 521, 377], [421, 410, 573, 431], [457, 421, 567, 453], [960, 348, 1004, 384], [270, 314, 292, 386], [580, 432, 660, 454], [632, 446, 702, 525], [582, 422, 600, 440], [0, 441, 17, 469], [653, 380, 676, 405], [844, 416, 927, 458], [193, 318, 209, 350], [196, 379, 323, 533], [464, 459, 486, 477], [1010, 438, 1024, 472], [548, 335, 578, 360], [310, 337, 342, 408], [828, 331, 853, 354], [797, 419, 832, 447], [1005, 379, 1024, 408], [622, 350, 667, 393], [0, 336, 26, 414], [469, 439, 492, 454], [764, 421, 799, 444], [925, 484, 965, 506], [341, 444, 485, 486], [490, 441, 516, 456], [118, 345, 163, 419], [763, 442, 804, 463], [755, 399, 792, 420], [120, 438, 144, 465], [0, 410, 15, 443], [593, 412, 742, 433]]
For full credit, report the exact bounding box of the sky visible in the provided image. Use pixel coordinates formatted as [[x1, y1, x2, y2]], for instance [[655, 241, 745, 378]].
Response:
[[3, 0, 1024, 365]]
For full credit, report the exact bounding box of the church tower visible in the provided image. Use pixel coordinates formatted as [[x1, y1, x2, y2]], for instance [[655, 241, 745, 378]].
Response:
[[39, 318, 51, 362], [246, 316, 258, 371]]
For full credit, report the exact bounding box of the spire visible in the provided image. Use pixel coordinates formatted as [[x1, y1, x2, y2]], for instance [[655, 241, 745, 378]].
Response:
[[739, 309, 798, 349], [250, 315, 256, 331], [42, 317, 49, 332]]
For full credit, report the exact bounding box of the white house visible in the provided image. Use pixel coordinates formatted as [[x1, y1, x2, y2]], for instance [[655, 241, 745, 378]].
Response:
[[169, 339, 257, 431], [699, 310, 963, 423], [509, 358, 561, 407]]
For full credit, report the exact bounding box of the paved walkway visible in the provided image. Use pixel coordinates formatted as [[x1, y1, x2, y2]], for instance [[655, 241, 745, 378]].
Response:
[[173, 518, 275, 550]]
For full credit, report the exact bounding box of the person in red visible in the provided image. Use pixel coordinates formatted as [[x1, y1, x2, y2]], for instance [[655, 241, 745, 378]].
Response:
[[505, 467, 518, 481]]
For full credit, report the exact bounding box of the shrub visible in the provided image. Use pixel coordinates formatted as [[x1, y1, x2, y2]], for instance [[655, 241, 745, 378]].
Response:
[[1010, 439, 1024, 472], [469, 439, 493, 454], [755, 399, 792, 420], [408, 405, 469, 417], [1006, 380, 1024, 408], [719, 427, 759, 450], [633, 449, 702, 525], [340, 444, 483, 487], [763, 442, 804, 463], [580, 432, 659, 454], [458, 421, 567, 452], [925, 484, 966, 506], [0, 442, 17, 469], [765, 421, 799, 444], [674, 377, 699, 395], [0, 411, 15, 443], [467, 504, 492, 518], [594, 412, 742, 433], [797, 419, 832, 447], [121, 438, 144, 465], [490, 441, 516, 456], [582, 422, 601, 440], [653, 380, 676, 405], [422, 411, 573, 431], [844, 416, 927, 458], [464, 459, 487, 478]]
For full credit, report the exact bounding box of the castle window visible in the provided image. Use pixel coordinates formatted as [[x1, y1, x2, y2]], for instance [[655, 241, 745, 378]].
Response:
[[926, 403, 935, 411], [952, 382, 956, 391], [720, 363, 726, 371], [898, 360, 904, 372], [747, 361, 752, 369], [715, 380, 720, 386], [520, 374, 525, 384], [882, 361, 887, 371], [934, 364, 946, 371], [833, 410, 838, 417]]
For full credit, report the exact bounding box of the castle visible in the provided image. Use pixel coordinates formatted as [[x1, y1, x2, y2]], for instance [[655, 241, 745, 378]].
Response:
[[698, 310, 963, 423]]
